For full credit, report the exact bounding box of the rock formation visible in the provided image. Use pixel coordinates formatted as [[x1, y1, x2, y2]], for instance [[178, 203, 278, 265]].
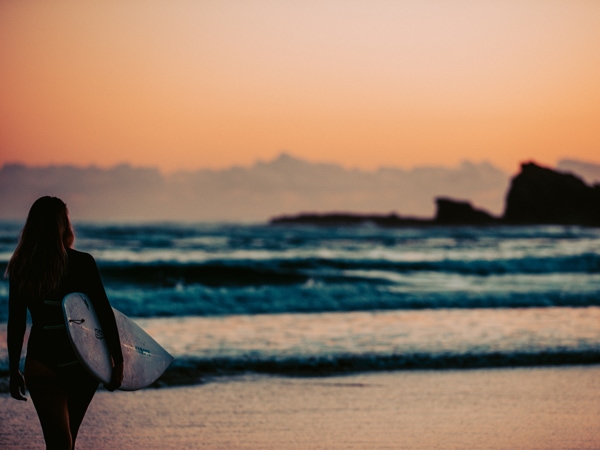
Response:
[[503, 162, 600, 226], [434, 198, 498, 225], [271, 161, 600, 227]]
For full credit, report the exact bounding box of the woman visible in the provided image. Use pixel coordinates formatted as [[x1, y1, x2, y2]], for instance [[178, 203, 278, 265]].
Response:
[[6, 196, 123, 449]]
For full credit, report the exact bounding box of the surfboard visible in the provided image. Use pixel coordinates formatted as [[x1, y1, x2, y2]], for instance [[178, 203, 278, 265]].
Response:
[[63, 292, 173, 391]]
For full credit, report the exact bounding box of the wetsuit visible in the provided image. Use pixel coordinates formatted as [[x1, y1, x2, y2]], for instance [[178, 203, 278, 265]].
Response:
[[8, 248, 123, 377]]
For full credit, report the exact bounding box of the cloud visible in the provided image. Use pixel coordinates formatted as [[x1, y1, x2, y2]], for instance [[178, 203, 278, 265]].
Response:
[[0, 154, 509, 222]]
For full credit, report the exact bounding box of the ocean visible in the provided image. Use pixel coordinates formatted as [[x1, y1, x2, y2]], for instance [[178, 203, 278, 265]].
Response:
[[1, 222, 599, 387]]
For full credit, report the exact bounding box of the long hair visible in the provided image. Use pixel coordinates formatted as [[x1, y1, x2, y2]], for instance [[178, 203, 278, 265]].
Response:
[[6, 196, 75, 300]]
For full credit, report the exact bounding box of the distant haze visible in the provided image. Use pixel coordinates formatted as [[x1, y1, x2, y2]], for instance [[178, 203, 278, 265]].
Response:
[[556, 159, 600, 186], [2, 155, 597, 223], [1, 154, 516, 223]]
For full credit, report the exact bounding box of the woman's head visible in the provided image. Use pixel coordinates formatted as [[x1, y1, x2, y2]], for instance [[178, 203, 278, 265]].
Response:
[[22, 196, 74, 250], [6, 196, 75, 298]]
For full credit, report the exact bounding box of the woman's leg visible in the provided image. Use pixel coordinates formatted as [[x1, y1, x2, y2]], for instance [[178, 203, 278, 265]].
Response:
[[25, 358, 72, 449], [65, 367, 99, 446], [25, 359, 100, 449]]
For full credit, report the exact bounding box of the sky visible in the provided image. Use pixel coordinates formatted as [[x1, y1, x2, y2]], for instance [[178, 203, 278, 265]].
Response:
[[1, 0, 599, 175]]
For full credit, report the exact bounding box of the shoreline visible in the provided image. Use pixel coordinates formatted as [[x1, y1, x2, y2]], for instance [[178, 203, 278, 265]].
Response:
[[1, 365, 599, 449]]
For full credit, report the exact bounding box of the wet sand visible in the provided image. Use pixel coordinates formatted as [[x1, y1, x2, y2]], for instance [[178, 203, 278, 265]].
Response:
[[1, 366, 599, 449]]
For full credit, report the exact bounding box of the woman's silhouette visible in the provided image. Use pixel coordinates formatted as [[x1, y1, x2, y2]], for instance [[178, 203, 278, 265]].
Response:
[[6, 196, 123, 449]]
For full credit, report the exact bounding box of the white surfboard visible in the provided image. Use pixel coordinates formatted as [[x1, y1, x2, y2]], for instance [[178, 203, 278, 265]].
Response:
[[63, 292, 173, 391]]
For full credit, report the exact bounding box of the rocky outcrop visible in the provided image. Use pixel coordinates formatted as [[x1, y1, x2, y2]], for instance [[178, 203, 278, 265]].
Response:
[[270, 161, 600, 227], [269, 212, 430, 227], [503, 162, 600, 226], [270, 202, 499, 227], [434, 198, 498, 225]]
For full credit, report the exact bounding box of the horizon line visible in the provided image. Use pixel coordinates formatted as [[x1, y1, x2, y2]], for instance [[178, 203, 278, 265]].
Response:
[[3, 153, 595, 176]]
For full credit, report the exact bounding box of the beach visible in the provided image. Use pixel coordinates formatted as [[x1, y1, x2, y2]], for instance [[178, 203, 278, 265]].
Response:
[[1, 365, 599, 449], [1, 223, 600, 449]]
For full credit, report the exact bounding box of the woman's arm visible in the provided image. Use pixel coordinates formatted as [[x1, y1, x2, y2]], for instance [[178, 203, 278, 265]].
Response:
[[83, 254, 124, 389], [7, 283, 28, 401]]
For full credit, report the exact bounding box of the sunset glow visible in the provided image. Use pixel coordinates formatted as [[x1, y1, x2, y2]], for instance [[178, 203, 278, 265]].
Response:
[[1, 1, 599, 173]]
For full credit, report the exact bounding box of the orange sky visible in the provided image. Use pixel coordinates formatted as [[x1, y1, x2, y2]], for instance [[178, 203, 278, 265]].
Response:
[[1, 0, 599, 174]]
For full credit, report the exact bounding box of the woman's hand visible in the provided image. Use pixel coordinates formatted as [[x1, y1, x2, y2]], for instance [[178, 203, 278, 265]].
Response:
[[105, 360, 124, 391], [9, 370, 27, 401]]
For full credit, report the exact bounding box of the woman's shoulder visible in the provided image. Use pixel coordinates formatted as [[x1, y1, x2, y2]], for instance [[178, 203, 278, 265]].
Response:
[[66, 248, 96, 265]]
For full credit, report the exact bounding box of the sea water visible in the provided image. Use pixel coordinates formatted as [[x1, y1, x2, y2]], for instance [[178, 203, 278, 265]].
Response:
[[1, 222, 599, 386]]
